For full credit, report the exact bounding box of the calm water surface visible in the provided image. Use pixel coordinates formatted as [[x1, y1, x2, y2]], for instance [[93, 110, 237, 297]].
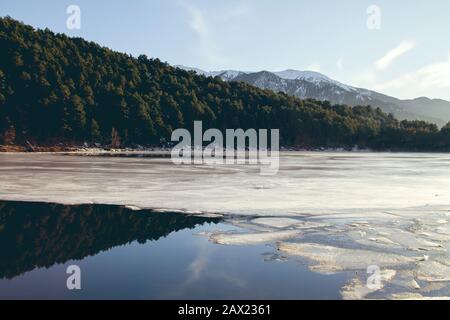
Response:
[[0, 201, 344, 299], [1, 152, 450, 299]]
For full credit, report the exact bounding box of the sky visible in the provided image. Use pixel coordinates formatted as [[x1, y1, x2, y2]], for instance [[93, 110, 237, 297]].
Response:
[[2, 0, 450, 100]]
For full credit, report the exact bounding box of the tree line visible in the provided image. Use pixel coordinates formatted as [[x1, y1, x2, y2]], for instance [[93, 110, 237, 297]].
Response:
[[0, 17, 449, 151]]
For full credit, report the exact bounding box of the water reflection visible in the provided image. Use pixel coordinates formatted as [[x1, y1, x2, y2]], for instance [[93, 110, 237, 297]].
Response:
[[0, 200, 220, 280]]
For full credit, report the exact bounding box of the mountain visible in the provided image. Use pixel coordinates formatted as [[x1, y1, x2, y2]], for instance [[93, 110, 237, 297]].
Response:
[[178, 66, 450, 126], [174, 65, 245, 81], [1, 17, 449, 151]]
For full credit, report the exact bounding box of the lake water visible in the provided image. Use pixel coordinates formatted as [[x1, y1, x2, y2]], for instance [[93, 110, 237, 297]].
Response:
[[1, 152, 450, 299], [0, 201, 344, 300]]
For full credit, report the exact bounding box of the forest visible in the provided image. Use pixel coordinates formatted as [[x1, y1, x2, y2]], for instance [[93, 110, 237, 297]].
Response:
[[1, 16, 449, 151]]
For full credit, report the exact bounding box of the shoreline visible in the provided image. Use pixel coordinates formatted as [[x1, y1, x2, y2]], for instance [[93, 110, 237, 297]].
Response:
[[0, 198, 224, 218], [2, 144, 449, 154]]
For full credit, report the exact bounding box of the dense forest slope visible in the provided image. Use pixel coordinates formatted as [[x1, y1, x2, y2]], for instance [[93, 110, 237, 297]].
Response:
[[0, 17, 449, 151]]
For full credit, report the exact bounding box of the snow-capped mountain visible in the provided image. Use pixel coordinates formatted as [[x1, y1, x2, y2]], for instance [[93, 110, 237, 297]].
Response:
[[273, 69, 354, 91], [175, 66, 245, 81], [177, 65, 450, 126]]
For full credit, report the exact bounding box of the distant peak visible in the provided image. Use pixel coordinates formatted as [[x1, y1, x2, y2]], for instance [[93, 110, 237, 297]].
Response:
[[274, 69, 331, 81], [175, 65, 245, 80]]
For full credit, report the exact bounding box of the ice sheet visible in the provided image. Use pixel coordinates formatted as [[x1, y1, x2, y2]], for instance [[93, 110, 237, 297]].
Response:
[[2, 152, 450, 299]]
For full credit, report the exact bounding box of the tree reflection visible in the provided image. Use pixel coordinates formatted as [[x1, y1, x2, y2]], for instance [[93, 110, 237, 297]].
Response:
[[0, 201, 220, 280]]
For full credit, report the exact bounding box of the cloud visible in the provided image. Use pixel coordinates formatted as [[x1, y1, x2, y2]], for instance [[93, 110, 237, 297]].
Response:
[[184, 5, 208, 36], [181, 1, 216, 63], [375, 41, 416, 70], [180, 1, 249, 68], [374, 55, 450, 91]]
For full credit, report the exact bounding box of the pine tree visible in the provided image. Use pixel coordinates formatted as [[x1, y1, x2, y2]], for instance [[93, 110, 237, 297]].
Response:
[[2, 125, 16, 145], [70, 95, 87, 136], [111, 127, 121, 148], [90, 119, 101, 142]]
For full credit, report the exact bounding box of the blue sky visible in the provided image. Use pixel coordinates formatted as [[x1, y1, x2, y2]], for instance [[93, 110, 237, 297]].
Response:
[[2, 0, 450, 100]]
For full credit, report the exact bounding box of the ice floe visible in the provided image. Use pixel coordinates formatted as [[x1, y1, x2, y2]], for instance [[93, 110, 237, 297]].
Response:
[[341, 270, 396, 300], [277, 243, 419, 274], [210, 230, 300, 246]]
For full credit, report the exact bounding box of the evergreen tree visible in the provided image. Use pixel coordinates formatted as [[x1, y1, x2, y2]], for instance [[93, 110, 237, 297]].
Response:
[[0, 16, 449, 151], [90, 119, 101, 142]]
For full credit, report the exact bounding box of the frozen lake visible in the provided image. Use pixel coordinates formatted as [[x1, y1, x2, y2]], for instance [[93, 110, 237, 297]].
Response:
[[1, 152, 450, 299], [1, 152, 450, 215]]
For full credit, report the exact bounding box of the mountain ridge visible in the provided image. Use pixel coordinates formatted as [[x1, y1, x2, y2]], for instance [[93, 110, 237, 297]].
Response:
[[177, 65, 450, 126]]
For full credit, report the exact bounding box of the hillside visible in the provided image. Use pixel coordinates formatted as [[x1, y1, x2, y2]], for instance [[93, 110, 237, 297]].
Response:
[[179, 66, 449, 126], [0, 17, 449, 151]]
